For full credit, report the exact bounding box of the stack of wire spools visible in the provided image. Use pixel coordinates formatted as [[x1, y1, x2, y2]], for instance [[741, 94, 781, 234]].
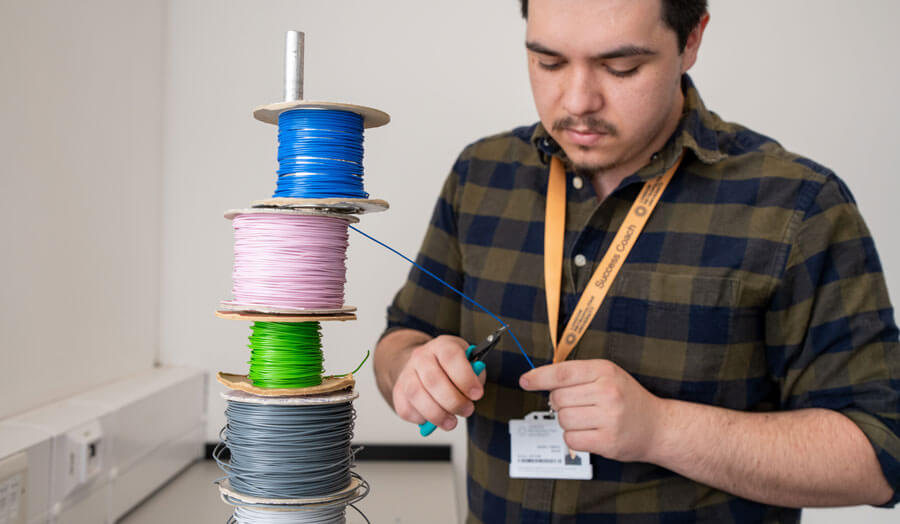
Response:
[[213, 31, 389, 524]]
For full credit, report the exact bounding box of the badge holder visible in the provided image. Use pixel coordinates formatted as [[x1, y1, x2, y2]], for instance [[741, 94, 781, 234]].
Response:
[[508, 411, 592, 480]]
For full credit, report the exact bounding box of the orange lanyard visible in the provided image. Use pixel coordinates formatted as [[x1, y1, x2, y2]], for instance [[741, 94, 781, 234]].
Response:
[[544, 152, 684, 363]]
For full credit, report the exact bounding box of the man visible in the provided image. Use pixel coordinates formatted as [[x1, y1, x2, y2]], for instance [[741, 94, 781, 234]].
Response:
[[374, 0, 900, 521]]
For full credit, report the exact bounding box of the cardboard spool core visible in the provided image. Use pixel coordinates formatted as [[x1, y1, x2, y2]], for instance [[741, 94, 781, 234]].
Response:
[[217, 372, 355, 397], [218, 477, 363, 508], [253, 100, 390, 128], [224, 207, 360, 223], [215, 310, 356, 322], [251, 197, 389, 215], [221, 387, 358, 406], [217, 301, 356, 317]]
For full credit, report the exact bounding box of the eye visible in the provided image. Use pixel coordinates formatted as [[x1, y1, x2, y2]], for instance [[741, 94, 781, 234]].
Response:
[[606, 66, 639, 78], [538, 61, 565, 71]]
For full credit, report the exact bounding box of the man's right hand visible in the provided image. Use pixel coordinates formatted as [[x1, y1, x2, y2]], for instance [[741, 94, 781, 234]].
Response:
[[375, 330, 486, 432]]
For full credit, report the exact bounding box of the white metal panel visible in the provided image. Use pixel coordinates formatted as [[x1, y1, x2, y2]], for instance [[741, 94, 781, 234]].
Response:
[[72, 367, 205, 413], [4, 401, 109, 439], [50, 478, 109, 524], [0, 425, 51, 522], [1, 367, 207, 522], [109, 425, 204, 521], [106, 370, 206, 475]]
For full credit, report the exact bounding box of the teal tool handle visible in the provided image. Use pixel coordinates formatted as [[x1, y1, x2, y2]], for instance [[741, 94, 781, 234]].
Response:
[[419, 345, 484, 437]]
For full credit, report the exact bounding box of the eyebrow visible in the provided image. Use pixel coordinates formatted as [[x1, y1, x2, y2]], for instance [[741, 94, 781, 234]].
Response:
[[525, 41, 657, 60]]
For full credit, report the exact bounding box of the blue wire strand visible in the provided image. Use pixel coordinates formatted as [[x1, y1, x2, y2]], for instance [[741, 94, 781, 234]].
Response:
[[348, 225, 535, 369], [276, 109, 368, 199]]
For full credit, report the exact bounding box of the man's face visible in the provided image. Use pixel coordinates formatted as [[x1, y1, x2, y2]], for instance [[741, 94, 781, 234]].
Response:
[[526, 0, 696, 173]]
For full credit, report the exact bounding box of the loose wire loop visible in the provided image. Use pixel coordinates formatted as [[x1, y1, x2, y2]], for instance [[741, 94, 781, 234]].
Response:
[[248, 321, 324, 388], [227, 504, 369, 524], [220, 471, 369, 510], [231, 213, 349, 310], [223, 473, 371, 523], [276, 109, 368, 199], [214, 400, 358, 499]]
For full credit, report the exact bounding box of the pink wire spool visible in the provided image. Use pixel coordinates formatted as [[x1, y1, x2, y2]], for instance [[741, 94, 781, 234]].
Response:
[[229, 212, 351, 310]]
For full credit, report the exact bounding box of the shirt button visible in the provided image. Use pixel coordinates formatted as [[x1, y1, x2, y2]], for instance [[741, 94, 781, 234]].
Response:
[[574, 254, 587, 267], [572, 176, 583, 190]]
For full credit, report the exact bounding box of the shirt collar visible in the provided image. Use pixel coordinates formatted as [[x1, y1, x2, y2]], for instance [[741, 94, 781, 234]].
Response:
[[530, 74, 727, 179]]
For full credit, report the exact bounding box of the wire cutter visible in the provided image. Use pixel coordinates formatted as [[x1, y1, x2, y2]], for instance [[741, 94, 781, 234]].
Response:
[[419, 326, 506, 437]]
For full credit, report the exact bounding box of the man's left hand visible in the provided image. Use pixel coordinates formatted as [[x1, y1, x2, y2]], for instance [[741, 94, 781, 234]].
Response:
[[519, 359, 666, 462]]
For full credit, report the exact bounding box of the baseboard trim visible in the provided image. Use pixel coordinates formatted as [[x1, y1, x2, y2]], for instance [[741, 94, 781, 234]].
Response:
[[205, 442, 225, 460], [205, 442, 451, 462], [355, 444, 451, 461]]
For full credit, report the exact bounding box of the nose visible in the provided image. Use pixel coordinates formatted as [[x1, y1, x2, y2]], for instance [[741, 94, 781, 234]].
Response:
[[562, 65, 603, 117]]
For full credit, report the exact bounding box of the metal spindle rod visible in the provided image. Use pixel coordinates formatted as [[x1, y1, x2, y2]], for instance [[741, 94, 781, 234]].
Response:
[[284, 30, 304, 102]]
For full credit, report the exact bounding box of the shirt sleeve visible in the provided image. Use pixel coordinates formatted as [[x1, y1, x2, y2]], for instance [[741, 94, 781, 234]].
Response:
[[380, 149, 469, 340], [766, 174, 900, 506]]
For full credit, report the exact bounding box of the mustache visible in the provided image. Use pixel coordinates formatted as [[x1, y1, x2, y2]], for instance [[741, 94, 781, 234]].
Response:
[[552, 116, 618, 137]]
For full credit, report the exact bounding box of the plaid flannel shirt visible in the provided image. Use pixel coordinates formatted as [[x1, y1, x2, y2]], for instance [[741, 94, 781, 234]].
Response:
[[383, 75, 900, 523]]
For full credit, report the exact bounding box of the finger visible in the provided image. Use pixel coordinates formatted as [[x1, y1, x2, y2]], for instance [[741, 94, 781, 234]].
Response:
[[549, 382, 600, 410], [392, 384, 426, 425], [563, 429, 595, 454], [556, 406, 601, 432], [416, 354, 474, 418], [520, 360, 606, 391], [434, 340, 484, 401], [407, 371, 458, 431]]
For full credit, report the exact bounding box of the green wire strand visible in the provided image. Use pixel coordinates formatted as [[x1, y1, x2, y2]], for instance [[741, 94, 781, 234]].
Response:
[[349, 350, 370, 375], [247, 321, 324, 388]]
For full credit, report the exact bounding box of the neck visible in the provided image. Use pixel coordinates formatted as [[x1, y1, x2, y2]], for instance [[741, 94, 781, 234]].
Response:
[[590, 89, 685, 202]]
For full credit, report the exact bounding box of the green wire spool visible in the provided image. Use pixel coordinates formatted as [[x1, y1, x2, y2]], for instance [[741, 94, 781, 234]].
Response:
[[247, 321, 324, 388]]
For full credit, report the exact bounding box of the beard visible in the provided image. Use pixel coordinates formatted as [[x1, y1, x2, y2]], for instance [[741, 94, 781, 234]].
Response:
[[552, 115, 621, 175], [571, 154, 622, 175]]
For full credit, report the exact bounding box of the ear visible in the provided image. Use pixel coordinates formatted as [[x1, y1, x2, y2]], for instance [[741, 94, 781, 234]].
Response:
[[681, 13, 710, 73]]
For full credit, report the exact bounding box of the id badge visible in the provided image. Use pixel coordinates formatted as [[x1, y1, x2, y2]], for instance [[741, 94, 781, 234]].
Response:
[[509, 411, 592, 479]]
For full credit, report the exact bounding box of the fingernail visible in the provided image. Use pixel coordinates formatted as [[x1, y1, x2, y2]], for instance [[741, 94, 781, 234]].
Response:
[[442, 418, 456, 430], [464, 404, 475, 417], [519, 376, 530, 389], [469, 387, 482, 400]]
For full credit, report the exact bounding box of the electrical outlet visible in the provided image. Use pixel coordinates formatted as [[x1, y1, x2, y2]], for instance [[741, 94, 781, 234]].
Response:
[[59, 420, 103, 498], [0, 451, 27, 524]]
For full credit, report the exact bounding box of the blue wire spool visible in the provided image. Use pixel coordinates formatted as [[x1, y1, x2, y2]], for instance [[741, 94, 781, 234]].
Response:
[[276, 109, 368, 199]]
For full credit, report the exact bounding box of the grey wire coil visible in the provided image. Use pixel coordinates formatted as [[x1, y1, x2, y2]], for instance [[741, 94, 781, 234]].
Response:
[[231, 505, 345, 523], [215, 399, 357, 499], [226, 503, 370, 524], [229, 505, 347, 524]]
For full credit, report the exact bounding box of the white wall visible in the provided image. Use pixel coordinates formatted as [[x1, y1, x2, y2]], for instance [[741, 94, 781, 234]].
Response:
[[158, 0, 900, 520], [0, 0, 164, 420]]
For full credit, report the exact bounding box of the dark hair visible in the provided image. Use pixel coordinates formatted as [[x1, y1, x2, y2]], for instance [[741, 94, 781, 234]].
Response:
[[518, 0, 708, 53]]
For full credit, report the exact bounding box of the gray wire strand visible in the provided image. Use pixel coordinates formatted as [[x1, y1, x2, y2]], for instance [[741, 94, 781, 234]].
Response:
[[222, 473, 371, 524], [215, 400, 357, 499], [231, 505, 345, 523]]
